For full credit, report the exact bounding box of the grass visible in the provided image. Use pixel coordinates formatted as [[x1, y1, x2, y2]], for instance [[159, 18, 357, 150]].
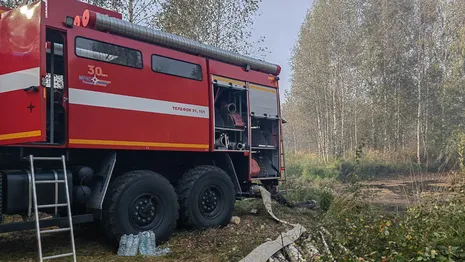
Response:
[[319, 195, 465, 261], [0, 199, 318, 262], [1, 152, 464, 261], [285, 151, 435, 182], [282, 152, 465, 261]]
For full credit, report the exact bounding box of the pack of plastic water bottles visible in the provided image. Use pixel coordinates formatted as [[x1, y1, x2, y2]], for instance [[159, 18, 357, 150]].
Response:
[[117, 231, 171, 257]]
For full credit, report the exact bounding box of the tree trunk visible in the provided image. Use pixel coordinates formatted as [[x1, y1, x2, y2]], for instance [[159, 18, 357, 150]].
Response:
[[332, 83, 337, 157], [416, 62, 422, 164], [339, 62, 345, 157], [128, 0, 134, 23]]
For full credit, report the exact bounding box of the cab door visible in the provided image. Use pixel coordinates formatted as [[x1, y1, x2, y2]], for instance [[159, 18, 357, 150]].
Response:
[[0, 2, 46, 144]]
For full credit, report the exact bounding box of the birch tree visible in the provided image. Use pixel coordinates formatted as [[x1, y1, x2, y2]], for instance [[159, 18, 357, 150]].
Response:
[[153, 0, 267, 57], [286, 0, 465, 167], [80, 0, 158, 24]]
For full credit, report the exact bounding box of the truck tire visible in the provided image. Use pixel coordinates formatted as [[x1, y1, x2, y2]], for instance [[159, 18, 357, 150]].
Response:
[[177, 165, 235, 229], [102, 170, 178, 245]]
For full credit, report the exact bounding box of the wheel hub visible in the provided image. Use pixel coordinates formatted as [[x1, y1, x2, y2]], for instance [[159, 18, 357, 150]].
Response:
[[131, 194, 158, 227], [201, 188, 218, 213], [199, 186, 224, 219]]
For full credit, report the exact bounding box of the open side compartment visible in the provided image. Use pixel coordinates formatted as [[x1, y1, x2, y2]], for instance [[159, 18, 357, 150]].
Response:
[[212, 76, 249, 151], [45, 28, 67, 145], [248, 83, 281, 179], [250, 118, 280, 179]]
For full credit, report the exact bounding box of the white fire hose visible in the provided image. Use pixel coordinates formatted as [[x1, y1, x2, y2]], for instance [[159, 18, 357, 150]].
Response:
[[238, 187, 307, 262]]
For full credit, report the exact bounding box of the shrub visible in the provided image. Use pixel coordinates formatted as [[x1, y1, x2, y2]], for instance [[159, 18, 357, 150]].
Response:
[[286, 152, 426, 182], [318, 189, 334, 212], [323, 195, 465, 261], [285, 152, 340, 180]]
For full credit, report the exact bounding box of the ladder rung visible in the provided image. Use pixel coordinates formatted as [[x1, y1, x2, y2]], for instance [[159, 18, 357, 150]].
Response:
[[41, 227, 71, 234], [43, 253, 74, 260], [32, 157, 63, 161], [35, 180, 65, 184], [37, 203, 67, 209]]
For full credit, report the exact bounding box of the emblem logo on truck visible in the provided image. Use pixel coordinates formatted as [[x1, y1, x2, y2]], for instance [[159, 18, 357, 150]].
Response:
[[79, 75, 111, 87], [79, 65, 111, 87]]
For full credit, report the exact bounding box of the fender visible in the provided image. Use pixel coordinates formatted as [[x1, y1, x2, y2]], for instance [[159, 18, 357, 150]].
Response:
[[214, 153, 242, 195], [86, 151, 116, 218]]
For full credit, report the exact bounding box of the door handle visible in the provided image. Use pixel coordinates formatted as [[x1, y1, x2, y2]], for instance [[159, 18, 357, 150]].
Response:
[[23, 86, 39, 93]]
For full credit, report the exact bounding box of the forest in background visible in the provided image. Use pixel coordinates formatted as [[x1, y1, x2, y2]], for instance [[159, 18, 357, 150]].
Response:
[[3, 0, 464, 169], [284, 0, 465, 170], [1, 1, 465, 260]]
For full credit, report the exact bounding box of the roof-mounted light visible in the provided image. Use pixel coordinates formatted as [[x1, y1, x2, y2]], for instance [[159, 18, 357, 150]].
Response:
[[64, 16, 74, 28]]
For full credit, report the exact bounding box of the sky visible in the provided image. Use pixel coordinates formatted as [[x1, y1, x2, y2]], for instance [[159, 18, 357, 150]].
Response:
[[252, 0, 313, 99]]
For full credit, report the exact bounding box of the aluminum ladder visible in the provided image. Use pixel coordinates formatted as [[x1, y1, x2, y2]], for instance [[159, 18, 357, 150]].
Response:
[[27, 155, 77, 262]]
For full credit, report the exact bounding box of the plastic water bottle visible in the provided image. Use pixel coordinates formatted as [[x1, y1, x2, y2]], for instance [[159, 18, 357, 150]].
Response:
[[117, 234, 128, 256], [138, 231, 149, 255], [126, 234, 134, 256], [148, 231, 156, 255], [128, 234, 139, 256], [155, 247, 171, 256]]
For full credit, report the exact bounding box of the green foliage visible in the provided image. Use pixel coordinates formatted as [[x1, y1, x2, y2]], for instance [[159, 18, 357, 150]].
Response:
[[0, 0, 35, 8], [286, 153, 339, 180], [154, 0, 267, 57], [285, 176, 336, 211], [318, 189, 334, 212], [286, 152, 420, 182], [323, 196, 465, 261], [339, 159, 414, 181], [284, 0, 465, 168], [286, 152, 465, 261]]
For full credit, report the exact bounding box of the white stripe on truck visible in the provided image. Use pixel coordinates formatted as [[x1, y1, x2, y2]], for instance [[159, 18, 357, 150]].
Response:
[[69, 88, 210, 119], [0, 67, 40, 93]]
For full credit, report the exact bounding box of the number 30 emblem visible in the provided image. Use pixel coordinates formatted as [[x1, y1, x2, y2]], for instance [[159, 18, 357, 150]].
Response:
[[88, 65, 108, 77]]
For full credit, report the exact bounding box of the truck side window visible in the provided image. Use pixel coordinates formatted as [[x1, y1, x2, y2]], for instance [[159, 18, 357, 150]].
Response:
[[75, 37, 143, 69], [151, 54, 202, 80]]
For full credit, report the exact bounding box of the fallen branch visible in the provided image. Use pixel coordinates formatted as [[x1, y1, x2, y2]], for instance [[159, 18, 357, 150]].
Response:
[[319, 231, 334, 261], [284, 243, 305, 262], [274, 251, 288, 262], [319, 226, 356, 259], [301, 236, 320, 260]]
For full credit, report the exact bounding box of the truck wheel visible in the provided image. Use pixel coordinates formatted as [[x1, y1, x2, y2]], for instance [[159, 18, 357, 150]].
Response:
[[102, 170, 178, 245], [177, 165, 235, 229]]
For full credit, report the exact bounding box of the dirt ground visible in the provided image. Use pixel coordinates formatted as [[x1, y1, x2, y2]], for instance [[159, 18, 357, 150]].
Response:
[[0, 199, 317, 262], [0, 172, 460, 262], [362, 171, 464, 212]]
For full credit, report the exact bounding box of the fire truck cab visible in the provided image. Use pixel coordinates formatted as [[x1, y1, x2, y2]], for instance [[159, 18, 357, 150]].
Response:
[[0, 0, 284, 252]]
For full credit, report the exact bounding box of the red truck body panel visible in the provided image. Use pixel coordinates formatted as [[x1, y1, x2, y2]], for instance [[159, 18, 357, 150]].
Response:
[[0, 2, 46, 144], [0, 0, 282, 163], [66, 27, 210, 151]]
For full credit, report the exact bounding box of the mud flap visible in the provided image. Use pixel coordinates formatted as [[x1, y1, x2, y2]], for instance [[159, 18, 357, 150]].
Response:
[[86, 151, 117, 218]]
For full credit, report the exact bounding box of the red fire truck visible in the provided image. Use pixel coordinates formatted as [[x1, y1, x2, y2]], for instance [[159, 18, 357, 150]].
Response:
[[0, 0, 284, 259]]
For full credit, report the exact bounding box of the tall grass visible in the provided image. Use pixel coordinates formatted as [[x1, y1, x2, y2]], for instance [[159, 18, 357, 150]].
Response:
[[284, 150, 465, 261], [285, 152, 339, 180], [285, 151, 432, 182]]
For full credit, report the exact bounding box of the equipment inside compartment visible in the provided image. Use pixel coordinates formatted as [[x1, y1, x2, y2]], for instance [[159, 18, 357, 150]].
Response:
[[213, 84, 248, 150]]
